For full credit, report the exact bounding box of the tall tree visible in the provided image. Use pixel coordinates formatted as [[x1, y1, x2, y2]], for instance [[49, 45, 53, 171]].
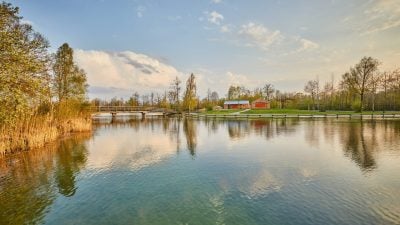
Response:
[[342, 56, 379, 112], [168, 76, 181, 110], [0, 2, 51, 123], [182, 73, 197, 112], [53, 43, 88, 102], [304, 79, 319, 110], [263, 83, 275, 101]]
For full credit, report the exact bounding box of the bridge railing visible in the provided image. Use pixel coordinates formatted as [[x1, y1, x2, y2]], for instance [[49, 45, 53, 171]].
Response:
[[91, 106, 157, 112]]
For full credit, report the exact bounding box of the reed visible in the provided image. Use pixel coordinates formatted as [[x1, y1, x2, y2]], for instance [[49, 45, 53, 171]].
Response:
[[0, 114, 91, 155]]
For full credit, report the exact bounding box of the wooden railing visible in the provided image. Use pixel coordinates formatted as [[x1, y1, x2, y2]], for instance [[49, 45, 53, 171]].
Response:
[[91, 106, 156, 112], [90, 106, 178, 114]]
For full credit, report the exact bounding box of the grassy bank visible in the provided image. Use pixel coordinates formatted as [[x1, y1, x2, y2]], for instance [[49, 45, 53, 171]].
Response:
[[200, 109, 243, 114], [203, 109, 400, 115], [0, 115, 91, 155]]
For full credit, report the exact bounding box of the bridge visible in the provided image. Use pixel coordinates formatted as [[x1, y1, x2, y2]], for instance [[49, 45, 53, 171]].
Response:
[[91, 106, 179, 118]]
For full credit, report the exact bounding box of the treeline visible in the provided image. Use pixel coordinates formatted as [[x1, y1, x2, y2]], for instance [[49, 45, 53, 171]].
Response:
[[94, 56, 399, 113], [0, 2, 90, 153], [225, 57, 400, 112], [92, 73, 206, 112]]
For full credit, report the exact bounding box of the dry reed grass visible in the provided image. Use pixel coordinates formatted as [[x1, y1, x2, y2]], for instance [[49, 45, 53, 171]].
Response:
[[0, 114, 91, 155]]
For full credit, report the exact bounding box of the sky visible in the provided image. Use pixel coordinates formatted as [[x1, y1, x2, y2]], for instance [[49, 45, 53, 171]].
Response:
[[10, 0, 400, 99]]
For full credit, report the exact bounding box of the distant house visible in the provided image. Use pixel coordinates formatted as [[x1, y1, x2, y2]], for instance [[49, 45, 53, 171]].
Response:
[[213, 105, 223, 111], [251, 98, 270, 109], [224, 100, 250, 109]]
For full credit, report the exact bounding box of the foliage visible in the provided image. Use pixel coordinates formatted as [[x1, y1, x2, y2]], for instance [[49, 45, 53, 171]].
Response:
[[0, 2, 90, 153], [182, 73, 197, 112], [53, 43, 88, 102], [342, 57, 379, 112], [0, 2, 51, 124]]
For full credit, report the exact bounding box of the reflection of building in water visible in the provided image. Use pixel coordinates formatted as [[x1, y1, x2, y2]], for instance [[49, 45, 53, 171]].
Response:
[[0, 134, 91, 225], [225, 119, 300, 140]]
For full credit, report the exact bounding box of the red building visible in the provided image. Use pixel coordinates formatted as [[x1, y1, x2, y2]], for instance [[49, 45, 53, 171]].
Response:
[[224, 100, 250, 109], [251, 98, 270, 109]]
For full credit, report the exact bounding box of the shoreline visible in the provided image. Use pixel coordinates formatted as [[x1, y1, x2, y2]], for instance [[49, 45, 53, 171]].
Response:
[[0, 117, 92, 156]]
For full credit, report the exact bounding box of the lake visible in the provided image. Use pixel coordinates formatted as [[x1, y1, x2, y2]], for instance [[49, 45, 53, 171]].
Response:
[[1, 117, 399, 225]]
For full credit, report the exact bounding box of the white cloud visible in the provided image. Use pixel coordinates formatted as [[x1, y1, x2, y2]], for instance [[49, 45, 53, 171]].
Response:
[[211, 0, 222, 3], [238, 22, 283, 50], [205, 11, 224, 25], [297, 38, 319, 52], [225, 71, 258, 88], [74, 50, 183, 99], [220, 25, 232, 33], [136, 6, 146, 18], [349, 0, 400, 35]]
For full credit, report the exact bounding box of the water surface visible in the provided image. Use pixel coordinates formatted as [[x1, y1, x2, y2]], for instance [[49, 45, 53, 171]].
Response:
[[1, 118, 400, 225]]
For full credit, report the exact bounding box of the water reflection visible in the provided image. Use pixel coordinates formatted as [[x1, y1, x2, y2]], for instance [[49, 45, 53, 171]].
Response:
[[55, 138, 88, 196], [200, 118, 399, 172], [90, 117, 183, 170], [0, 134, 90, 225], [301, 120, 400, 172], [183, 119, 197, 156], [1, 118, 400, 225]]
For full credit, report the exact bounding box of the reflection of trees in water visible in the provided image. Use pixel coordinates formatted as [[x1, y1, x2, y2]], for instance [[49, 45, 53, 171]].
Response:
[[227, 120, 251, 139], [340, 122, 377, 171], [55, 137, 89, 196], [203, 118, 220, 134], [183, 118, 197, 156], [305, 120, 400, 172], [0, 134, 90, 225]]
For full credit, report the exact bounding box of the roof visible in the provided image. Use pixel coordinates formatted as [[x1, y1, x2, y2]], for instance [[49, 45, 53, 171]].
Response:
[[224, 100, 250, 105], [252, 98, 268, 103]]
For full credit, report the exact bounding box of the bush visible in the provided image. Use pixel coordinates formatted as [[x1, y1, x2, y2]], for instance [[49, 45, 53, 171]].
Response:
[[351, 100, 362, 112]]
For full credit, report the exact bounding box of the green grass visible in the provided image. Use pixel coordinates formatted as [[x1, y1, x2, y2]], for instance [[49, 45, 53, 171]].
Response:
[[201, 109, 242, 114], [203, 109, 400, 115], [244, 109, 400, 115]]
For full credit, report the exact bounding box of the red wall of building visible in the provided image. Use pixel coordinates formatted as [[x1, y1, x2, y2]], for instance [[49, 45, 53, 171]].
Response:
[[254, 102, 266, 108], [224, 104, 250, 109]]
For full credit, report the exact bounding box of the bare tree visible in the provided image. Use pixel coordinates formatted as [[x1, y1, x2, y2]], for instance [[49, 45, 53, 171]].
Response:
[[342, 57, 379, 112], [263, 83, 275, 101], [169, 76, 181, 110], [304, 79, 319, 110]]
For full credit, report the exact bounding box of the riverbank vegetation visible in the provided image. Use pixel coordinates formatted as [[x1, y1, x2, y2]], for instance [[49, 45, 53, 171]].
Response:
[[0, 2, 90, 154], [92, 56, 399, 114]]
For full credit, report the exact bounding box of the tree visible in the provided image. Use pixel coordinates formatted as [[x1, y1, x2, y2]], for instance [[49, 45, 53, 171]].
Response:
[[369, 74, 380, 111], [304, 79, 319, 110], [169, 76, 181, 111], [0, 2, 51, 123], [263, 83, 275, 101], [210, 91, 219, 103], [380, 71, 391, 112], [53, 43, 88, 102], [182, 73, 197, 112], [127, 92, 140, 106], [342, 57, 379, 112]]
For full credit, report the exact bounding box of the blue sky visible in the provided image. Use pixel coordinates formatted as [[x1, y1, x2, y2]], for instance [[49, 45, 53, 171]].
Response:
[[10, 0, 400, 99]]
